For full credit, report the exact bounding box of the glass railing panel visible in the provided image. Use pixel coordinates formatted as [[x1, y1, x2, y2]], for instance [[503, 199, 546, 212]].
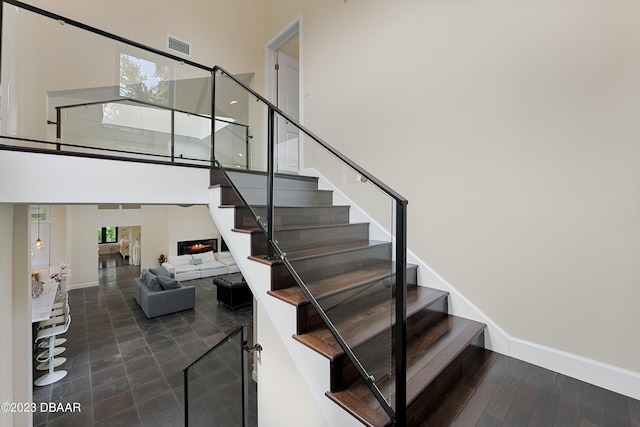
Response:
[[215, 120, 249, 170], [174, 111, 213, 166], [59, 101, 174, 161], [272, 112, 396, 406], [1, 1, 212, 160], [185, 326, 246, 427], [213, 70, 270, 232]]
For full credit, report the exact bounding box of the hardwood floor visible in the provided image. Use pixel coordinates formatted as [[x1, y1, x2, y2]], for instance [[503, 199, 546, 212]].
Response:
[[429, 351, 640, 427]]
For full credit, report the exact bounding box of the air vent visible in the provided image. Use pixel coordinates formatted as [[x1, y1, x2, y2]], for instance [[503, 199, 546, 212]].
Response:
[[167, 35, 191, 56]]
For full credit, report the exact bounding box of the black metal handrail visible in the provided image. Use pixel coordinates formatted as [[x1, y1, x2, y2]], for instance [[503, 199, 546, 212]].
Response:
[[53, 96, 249, 166], [53, 96, 247, 128], [213, 66, 407, 205], [0, 0, 409, 421], [0, 136, 211, 168], [212, 66, 408, 424]]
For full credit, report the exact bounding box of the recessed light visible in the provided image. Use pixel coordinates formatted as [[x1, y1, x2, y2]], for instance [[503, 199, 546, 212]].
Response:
[[229, 100, 238, 105], [238, 153, 244, 157]]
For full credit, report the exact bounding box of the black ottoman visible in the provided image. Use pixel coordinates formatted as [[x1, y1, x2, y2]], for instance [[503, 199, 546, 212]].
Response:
[[212, 273, 252, 310]]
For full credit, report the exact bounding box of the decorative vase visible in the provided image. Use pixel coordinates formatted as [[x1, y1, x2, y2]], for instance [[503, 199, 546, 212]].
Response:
[[32, 277, 43, 298], [55, 278, 62, 295]]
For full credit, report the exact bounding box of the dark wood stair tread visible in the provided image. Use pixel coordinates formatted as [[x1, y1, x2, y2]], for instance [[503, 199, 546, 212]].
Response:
[[293, 286, 449, 360], [326, 316, 486, 426], [268, 262, 418, 306]]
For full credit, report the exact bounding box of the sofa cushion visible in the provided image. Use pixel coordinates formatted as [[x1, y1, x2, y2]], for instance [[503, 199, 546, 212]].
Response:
[[142, 270, 155, 285], [150, 266, 171, 278], [190, 258, 203, 265], [174, 264, 200, 274], [145, 275, 163, 292], [158, 276, 182, 290], [218, 251, 234, 262], [168, 255, 192, 266], [193, 251, 215, 263]]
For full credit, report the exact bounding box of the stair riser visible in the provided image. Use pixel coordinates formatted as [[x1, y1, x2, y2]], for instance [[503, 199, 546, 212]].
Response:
[[251, 223, 370, 256], [330, 296, 449, 392], [271, 243, 392, 291], [297, 266, 419, 335], [407, 334, 485, 426], [220, 186, 333, 207], [211, 167, 319, 190], [234, 206, 350, 229], [223, 169, 320, 191]]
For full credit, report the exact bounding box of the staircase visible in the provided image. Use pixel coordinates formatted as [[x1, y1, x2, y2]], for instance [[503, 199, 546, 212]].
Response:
[[210, 167, 488, 426]]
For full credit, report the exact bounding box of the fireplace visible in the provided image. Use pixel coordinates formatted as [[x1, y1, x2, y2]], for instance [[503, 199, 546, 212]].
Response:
[[177, 239, 217, 256]]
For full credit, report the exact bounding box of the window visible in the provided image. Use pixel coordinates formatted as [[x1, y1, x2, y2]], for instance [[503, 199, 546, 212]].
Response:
[[119, 53, 170, 106], [98, 226, 118, 244]]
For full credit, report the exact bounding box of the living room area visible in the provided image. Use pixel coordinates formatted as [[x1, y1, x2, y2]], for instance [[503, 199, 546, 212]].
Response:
[[29, 202, 255, 425]]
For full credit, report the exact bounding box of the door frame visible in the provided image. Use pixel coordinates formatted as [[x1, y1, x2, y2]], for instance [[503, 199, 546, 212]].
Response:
[[265, 15, 303, 173]]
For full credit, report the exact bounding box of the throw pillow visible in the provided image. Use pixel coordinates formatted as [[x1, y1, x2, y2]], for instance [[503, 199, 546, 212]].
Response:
[[150, 266, 171, 278], [158, 276, 182, 290], [190, 258, 203, 265], [142, 271, 155, 285], [145, 275, 163, 292]]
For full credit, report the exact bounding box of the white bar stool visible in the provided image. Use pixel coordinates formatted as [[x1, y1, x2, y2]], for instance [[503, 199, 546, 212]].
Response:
[[34, 314, 71, 386]]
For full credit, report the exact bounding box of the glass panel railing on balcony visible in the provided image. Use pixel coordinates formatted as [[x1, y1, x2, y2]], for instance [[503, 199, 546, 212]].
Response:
[[1, 0, 215, 164], [184, 325, 257, 427], [214, 119, 249, 170]]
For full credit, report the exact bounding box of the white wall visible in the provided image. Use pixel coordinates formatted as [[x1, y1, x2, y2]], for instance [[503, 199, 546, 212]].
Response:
[[264, 0, 640, 377], [0, 151, 210, 205], [166, 205, 220, 257], [0, 205, 15, 427], [6, 205, 32, 427]]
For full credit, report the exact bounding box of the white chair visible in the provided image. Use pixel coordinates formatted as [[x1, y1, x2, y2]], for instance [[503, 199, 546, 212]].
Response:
[[36, 296, 69, 349], [34, 313, 71, 386]]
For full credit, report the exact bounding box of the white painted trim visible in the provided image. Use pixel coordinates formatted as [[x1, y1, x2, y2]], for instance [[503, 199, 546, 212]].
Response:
[[265, 15, 305, 172], [511, 338, 640, 401], [67, 281, 99, 290]]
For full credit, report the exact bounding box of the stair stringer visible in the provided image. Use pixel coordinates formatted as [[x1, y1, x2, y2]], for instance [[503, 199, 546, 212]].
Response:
[[208, 186, 363, 427], [302, 167, 511, 355]]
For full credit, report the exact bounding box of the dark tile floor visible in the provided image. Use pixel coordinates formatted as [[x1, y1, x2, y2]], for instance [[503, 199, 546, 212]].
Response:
[[33, 255, 255, 426]]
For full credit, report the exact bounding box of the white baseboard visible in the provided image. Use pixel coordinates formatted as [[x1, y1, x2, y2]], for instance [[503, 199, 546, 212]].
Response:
[[510, 338, 640, 401], [67, 281, 99, 291]]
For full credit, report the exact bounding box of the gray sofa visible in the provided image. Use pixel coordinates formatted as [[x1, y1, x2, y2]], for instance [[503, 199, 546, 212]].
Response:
[[134, 267, 196, 318]]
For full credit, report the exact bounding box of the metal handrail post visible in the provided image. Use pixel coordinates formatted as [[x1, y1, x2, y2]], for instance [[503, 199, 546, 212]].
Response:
[[55, 107, 62, 151], [395, 199, 408, 425], [211, 70, 216, 167], [183, 369, 189, 427], [170, 110, 175, 162], [266, 108, 275, 259], [241, 325, 247, 427]]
